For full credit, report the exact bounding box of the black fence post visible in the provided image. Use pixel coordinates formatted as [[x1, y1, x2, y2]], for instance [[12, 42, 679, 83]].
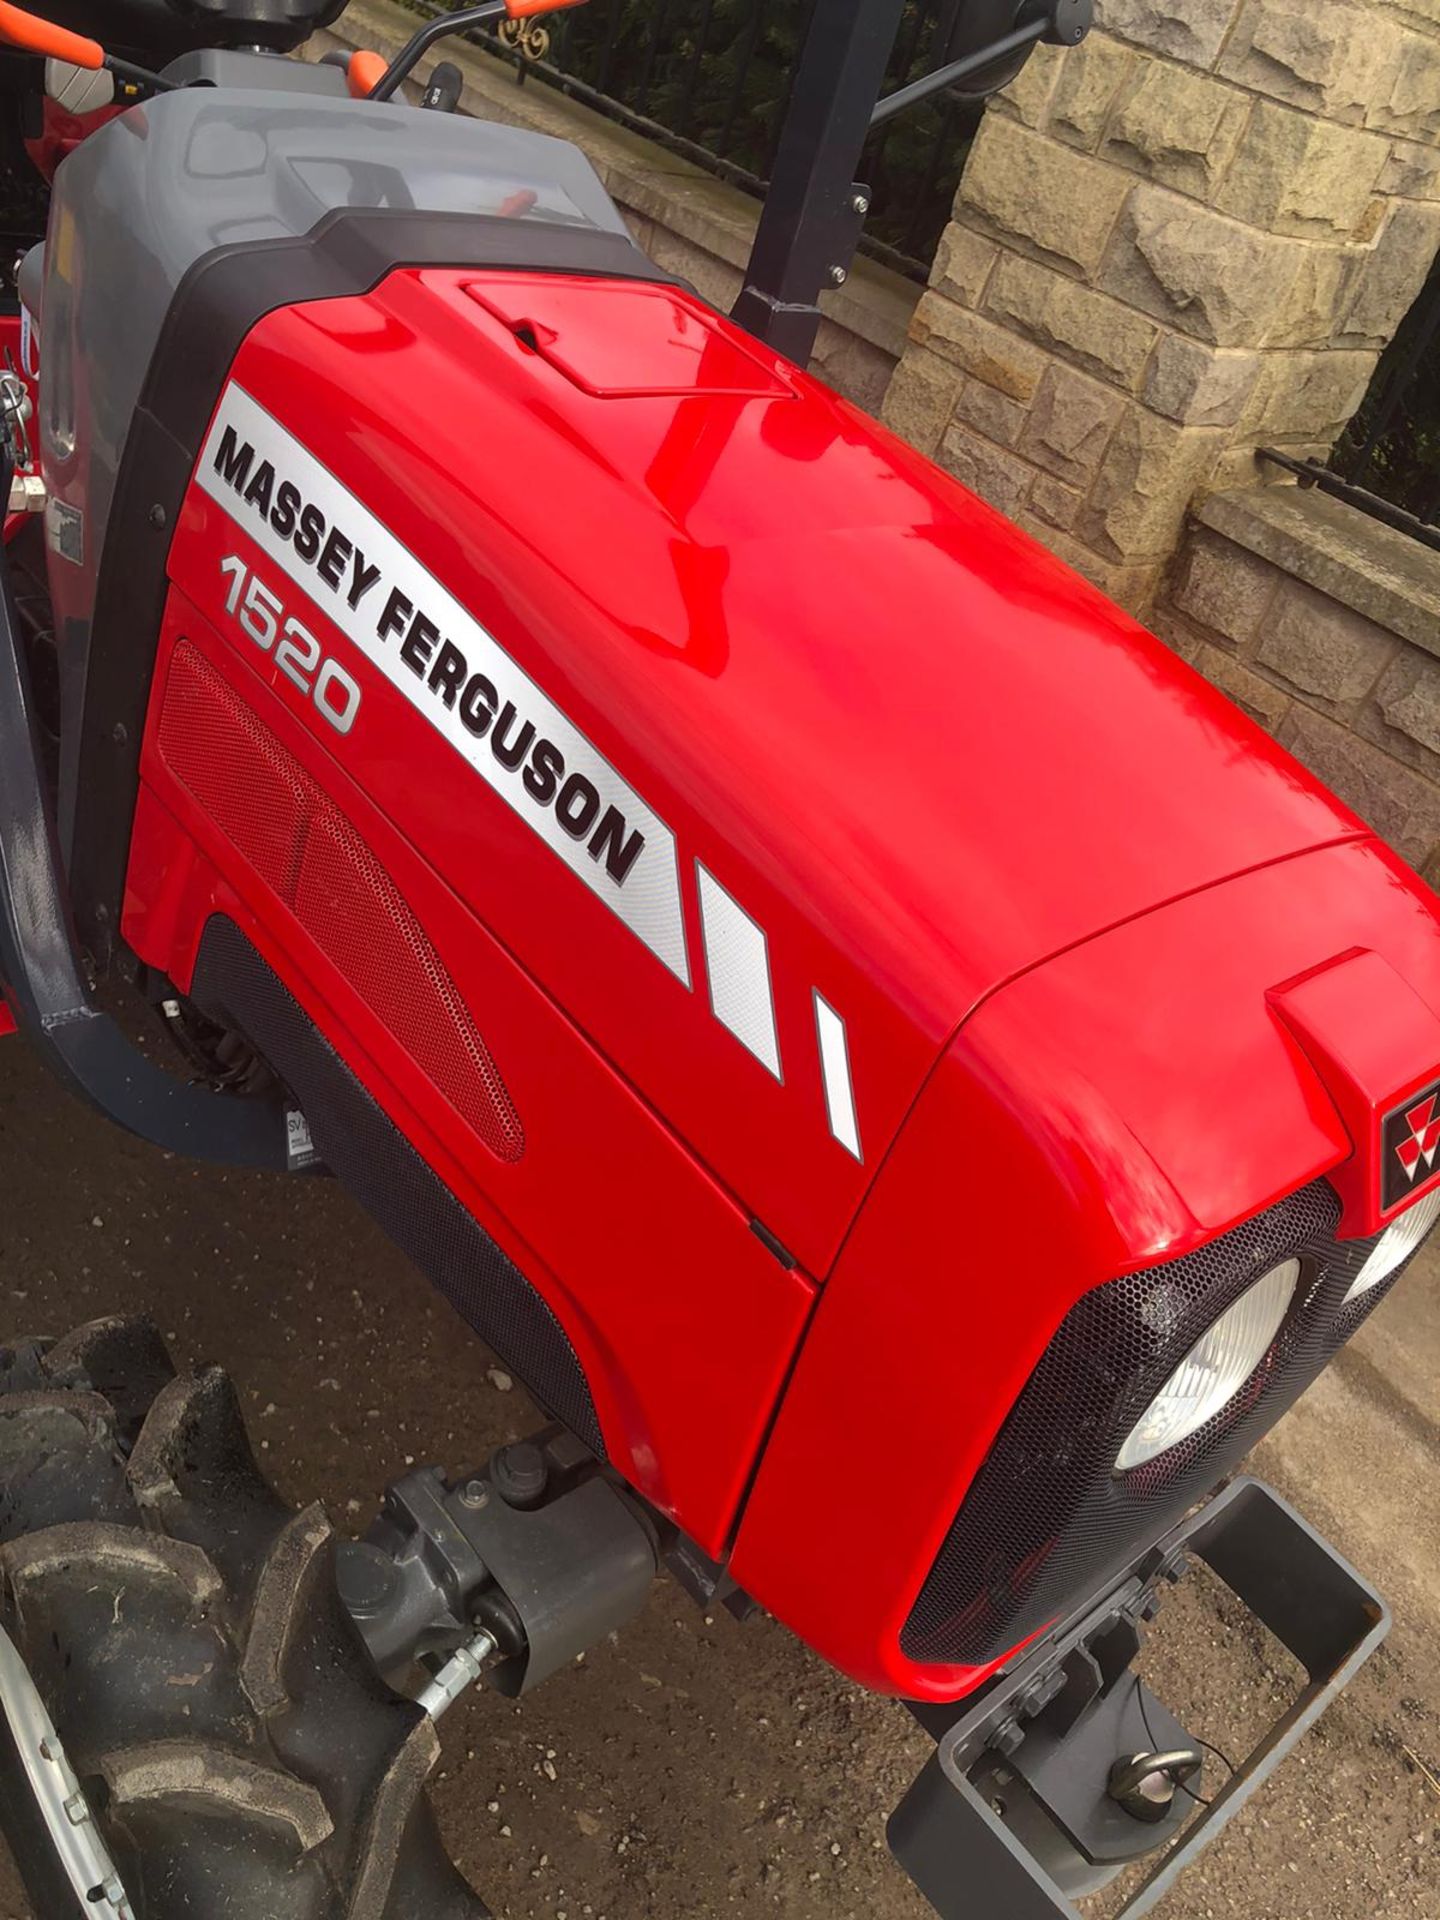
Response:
[[731, 0, 907, 366]]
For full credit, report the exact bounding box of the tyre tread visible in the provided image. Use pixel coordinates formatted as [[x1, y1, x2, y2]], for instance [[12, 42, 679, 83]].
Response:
[[100, 1739, 336, 1852], [0, 1319, 488, 1920]]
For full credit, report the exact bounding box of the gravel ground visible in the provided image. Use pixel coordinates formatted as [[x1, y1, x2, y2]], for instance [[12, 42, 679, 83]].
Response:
[[0, 1030, 1436, 1918]]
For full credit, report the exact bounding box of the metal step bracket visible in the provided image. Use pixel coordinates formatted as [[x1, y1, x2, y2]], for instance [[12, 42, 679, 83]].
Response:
[[889, 1478, 1390, 1920]]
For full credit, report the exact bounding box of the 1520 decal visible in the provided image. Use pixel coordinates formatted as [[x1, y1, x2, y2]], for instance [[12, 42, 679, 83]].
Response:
[[219, 553, 362, 737]]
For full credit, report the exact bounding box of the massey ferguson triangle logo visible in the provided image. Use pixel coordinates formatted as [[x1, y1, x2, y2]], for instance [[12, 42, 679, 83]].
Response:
[[1382, 1078, 1440, 1212], [1397, 1097, 1440, 1182]]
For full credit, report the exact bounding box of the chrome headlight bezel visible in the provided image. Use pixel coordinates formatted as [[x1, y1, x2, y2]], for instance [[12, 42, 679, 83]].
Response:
[[1115, 1257, 1301, 1473], [1342, 1187, 1440, 1304]]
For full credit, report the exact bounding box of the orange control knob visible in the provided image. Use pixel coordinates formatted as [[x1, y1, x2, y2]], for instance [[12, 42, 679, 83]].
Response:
[[0, 0, 103, 67], [347, 49, 390, 97]]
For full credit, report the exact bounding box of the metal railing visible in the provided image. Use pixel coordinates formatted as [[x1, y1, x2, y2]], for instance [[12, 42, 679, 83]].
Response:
[[403, 0, 989, 279], [1263, 251, 1440, 555]]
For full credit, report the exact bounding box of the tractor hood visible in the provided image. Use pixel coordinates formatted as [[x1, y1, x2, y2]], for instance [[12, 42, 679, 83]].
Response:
[[174, 267, 1363, 1278]]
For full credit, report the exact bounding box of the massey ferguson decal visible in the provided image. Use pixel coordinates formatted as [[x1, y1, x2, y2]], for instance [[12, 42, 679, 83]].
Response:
[[1382, 1078, 1440, 1212], [196, 384, 689, 985]]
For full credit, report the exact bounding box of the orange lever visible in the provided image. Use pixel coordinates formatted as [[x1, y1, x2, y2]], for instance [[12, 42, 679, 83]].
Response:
[[505, 0, 586, 16], [0, 0, 103, 67], [346, 48, 389, 97]]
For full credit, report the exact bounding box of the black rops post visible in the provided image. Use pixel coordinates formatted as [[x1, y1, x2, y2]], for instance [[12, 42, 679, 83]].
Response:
[[732, 0, 1093, 368]]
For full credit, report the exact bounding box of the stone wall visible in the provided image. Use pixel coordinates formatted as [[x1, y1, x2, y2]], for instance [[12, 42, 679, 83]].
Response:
[[884, 0, 1440, 610], [1156, 488, 1440, 878], [306, 0, 918, 415]]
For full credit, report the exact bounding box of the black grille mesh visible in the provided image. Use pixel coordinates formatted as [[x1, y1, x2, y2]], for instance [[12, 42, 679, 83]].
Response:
[[902, 1179, 1416, 1666]]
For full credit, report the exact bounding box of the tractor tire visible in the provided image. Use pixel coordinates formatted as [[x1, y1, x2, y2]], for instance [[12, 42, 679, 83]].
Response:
[[0, 1317, 488, 1920]]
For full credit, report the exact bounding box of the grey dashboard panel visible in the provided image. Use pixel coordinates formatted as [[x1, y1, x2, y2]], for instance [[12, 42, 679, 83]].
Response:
[[160, 49, 352, 92]]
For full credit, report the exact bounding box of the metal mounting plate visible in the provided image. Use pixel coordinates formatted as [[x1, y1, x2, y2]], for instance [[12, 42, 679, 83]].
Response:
[[888, 1477, 1390, 1920]]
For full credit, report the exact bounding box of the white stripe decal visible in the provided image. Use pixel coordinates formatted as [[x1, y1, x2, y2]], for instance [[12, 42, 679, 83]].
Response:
[[196, 383, 690, 986], [696, 865, 781, 1078], [814, 992, 861, 1161]]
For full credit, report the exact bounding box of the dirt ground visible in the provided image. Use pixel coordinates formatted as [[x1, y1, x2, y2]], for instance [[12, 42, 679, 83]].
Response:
[[0, 1030, 1436, 1919]]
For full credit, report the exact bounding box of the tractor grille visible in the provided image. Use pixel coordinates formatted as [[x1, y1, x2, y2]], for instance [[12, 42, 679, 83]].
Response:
[[902, 1180, 1417, 1666]]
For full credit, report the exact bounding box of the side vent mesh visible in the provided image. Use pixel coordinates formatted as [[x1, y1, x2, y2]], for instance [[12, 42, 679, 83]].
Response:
[[158, 641, 525, 1164]]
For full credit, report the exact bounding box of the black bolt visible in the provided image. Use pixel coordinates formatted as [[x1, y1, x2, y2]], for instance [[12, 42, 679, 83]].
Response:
[[112, 723, 127, 745], [148, 504, 167, 530], [988, 1717, 1025, 1760], [335, 1540, 400, 1617], [492, 1441, 548, 1509]]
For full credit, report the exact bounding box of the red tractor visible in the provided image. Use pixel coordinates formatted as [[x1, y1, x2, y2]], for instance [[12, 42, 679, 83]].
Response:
[[0, 0, 1431, 1914]]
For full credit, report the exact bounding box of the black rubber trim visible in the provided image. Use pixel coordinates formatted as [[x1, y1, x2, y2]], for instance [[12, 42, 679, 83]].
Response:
[[68, 208, 678, 959], [0, 445, 290, 1168], [190, 914, 607, 1458], [749, 1219, 798, 1270]]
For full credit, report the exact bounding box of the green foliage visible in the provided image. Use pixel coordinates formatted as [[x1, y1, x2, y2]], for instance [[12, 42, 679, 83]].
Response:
[[1333, 252, 1440, 525], [417, 0, 988, 273]]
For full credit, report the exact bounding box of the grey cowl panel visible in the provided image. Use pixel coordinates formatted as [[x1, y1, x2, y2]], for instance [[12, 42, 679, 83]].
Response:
[[39, 84, 629, 834]]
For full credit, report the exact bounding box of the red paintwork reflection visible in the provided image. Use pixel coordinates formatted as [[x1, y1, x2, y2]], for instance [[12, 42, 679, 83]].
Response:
[[464, 276, 794, 397], [192, 270, 1362, 1284], [121, 268, 1440, 1701], [733, 837, 1440, 1697]]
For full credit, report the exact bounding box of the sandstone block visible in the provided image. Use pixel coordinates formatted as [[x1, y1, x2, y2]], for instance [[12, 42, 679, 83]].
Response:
[[1170, 528, 1280, 643], [1359, 650, 1440, 778], [1255, 349, 1378, 440], [931, 224, 1000, 309], [1206, 446, 1268, 490], [1278, 705, 1440, 866], [1366, 26, 1440, 142], [1102, 61, 1249, 199], [959, 117, 1132, 276], [1049, 34, 1135, 151], [1377, 0, 1440, 30], [1218, 0, 1395, 122], [953, 377, 1029, 448], [1081, 405, 1224, 560], [880, 345, 963, 458], [939, 423, 1035, 518], [1254, 579, 1396, 704], [1340, 202, 1440, 346], [995, 42, 1063, 127], [1018, 364, 1124, 486], [1148, 605, 1206, 662], [1380, 141, 1440, 203], [1021, 525, 1164, 613], [1028, 472, 1085, 531], [1098, 0, 1241, 68], [1143, 335, 1263, 426], [908, 292, 1050, 401], [645, 229, 742, 312], [1266, 242, 1368, 350], [1215, 103, 1390, 238], [1097, 185, 1299, 345], [1192, 642, 1293, 729], [810, 325, 894, 418], [1199, 485, 1440, 655], [985, 254, 1159, 389]]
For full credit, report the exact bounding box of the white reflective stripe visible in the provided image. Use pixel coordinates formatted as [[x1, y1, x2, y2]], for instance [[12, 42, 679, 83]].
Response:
[[814, 992, 861, 1161], [195, 384, 690, 986], [696, 865, 781, 1078]]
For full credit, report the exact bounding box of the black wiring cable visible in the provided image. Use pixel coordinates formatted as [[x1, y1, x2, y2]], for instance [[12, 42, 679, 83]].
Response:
[[1135, 1685, 1237, 1811]]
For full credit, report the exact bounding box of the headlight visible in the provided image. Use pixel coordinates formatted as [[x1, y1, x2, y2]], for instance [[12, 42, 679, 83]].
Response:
[[1343, 1186, 1440, 1303], [1115, 1258, 1299, 1472]]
